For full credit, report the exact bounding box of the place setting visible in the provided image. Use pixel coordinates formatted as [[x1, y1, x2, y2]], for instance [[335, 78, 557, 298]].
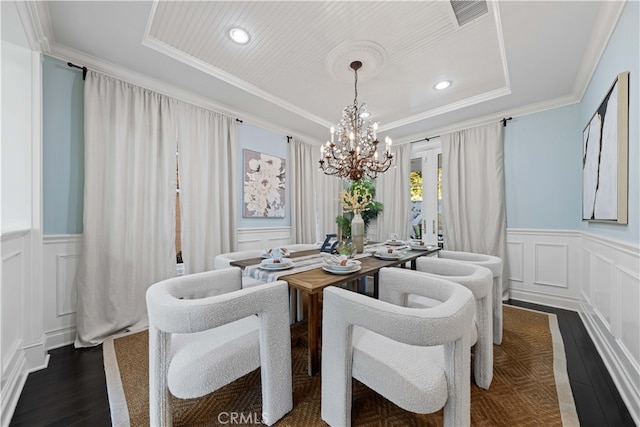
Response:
[[372, 247, 407, 260], [321, 254, 361, 275], [408, 240, 439, 251], [259, 248, 294, 270]]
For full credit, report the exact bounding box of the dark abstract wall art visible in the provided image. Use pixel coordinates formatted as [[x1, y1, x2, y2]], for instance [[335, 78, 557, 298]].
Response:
[[582, 71, 629, 224]]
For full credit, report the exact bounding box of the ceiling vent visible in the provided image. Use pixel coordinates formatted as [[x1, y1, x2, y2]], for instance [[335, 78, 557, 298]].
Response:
[[450, 0, 488, 26]]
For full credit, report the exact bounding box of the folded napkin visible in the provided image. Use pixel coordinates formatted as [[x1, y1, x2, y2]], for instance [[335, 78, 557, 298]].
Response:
[[321, 253, 360, 266], [265, 247, 290, 260]]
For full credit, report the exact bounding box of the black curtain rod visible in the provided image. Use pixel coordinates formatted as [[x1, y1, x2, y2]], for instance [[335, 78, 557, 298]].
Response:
[[67, 62, 87, 80], [409, 117, 513, 144], [286, 136, 292, 143], [236, 118, 243, 123]]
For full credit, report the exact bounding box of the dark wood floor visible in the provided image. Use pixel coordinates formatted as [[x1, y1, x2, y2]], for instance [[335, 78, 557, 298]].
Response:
[[9, 301, 635, 426]]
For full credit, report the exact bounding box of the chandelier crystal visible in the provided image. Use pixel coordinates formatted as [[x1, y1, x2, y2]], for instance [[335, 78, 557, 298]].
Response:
[[319, 60, 393, 181]]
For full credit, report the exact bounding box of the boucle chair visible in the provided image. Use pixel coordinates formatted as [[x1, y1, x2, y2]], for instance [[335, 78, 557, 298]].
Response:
[[414, 257, 494, 389], [438, 250, 504, 344], [146, 268, 293, 426], [321, 268, 475, 427]]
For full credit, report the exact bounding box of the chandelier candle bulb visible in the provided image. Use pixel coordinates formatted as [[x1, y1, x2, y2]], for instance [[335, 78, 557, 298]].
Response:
[[373, 122, 378, 140], [330, 126, 335, 143]]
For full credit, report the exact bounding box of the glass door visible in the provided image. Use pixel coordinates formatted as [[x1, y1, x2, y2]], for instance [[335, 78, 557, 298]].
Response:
[[410, 141, 442, 246]]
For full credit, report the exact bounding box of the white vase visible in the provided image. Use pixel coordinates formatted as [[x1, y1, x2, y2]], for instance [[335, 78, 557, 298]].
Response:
[[351, 212, 365, 253]]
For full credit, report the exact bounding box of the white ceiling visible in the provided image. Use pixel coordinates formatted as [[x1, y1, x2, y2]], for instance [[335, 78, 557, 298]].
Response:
[[33, 1, 624, 143]]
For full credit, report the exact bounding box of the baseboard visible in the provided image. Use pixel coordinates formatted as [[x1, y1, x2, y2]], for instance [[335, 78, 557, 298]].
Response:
[[579, 302, 640, 425], [509, 288, 580, 311], [45, 326, 77, 350]]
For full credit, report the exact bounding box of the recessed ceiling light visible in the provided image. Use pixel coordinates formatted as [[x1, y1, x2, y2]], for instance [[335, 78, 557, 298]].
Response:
[[434, 80, 451, 90], [229, 27, 250, 44]]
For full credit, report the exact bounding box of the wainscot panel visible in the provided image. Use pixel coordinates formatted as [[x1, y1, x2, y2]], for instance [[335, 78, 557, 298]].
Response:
[[1, 230, 46, 426], [237, 227, 292, 251], [580, 232, 639, 425], [43, 234, 82, 349], [506, 229, 581, 310]]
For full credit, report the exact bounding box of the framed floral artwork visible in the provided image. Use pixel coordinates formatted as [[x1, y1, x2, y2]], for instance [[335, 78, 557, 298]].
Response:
[[243, 149, 286, 218], [582, 71, 629, 224]]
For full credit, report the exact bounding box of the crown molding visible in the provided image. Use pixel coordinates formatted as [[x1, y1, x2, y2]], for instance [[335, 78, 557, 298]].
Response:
[[383, 86, 512, 133], [14, 1, 50, 53], [396, 93, 579, 145], [572, 1, 627, 102], [46, 43, 321, 145]]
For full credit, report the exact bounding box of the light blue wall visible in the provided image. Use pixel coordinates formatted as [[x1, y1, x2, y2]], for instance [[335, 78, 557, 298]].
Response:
[[42, 55, 84, 235], [579, 1, 639, 244], [504, 104, 583, 229], [236, 122, 291, 228]]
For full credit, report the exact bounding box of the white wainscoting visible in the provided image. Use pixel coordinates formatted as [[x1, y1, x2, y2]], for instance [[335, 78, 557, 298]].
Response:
[[1, 229, 47, 427], [42, 235, 82, 349], [506, 229, 582, 310], [579, 232, 639, 424], [506, 228, 639, 423], [236, 227, 292, 251]]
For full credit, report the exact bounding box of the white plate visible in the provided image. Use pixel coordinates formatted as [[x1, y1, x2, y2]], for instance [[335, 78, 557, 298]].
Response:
[[386, 240, 406, 246], [374, 251, 406, 260], [321, 260, 361, 271], [259, 263, 294, 271], [259, 259, 294, 270], [322, 265, 361, 275], [261, 258, 292, 265]]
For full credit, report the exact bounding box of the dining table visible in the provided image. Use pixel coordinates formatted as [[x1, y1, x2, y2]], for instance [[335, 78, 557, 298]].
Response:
[[230, 244, 440, 376]]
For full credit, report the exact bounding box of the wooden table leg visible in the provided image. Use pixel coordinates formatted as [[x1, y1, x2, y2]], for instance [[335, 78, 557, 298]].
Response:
[[307, 293, 320, 376]]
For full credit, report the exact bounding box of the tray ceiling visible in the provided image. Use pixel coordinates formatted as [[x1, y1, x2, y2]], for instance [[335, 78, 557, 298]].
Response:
[[38, 1, 615, 142]]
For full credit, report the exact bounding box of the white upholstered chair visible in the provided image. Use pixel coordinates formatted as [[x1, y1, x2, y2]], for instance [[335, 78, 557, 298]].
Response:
[[321, 267, 475, 427], [413, 257, 494, 389], [145, 268, 293, 426], [438, 250, 504, 344]]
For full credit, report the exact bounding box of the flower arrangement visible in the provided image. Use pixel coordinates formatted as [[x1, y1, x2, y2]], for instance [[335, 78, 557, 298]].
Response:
[[340, 180, 374, 214], [336, 179, 383, 238]]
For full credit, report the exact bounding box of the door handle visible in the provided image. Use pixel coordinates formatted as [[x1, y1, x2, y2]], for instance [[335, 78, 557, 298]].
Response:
[[432, 220, 436, 234]]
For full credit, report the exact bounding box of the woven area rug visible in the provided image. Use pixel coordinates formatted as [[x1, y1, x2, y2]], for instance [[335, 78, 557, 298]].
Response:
[[103, 305, 579, 426]]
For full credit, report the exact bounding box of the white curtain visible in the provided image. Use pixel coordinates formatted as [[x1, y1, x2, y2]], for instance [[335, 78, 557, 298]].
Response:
[[376, 144, 411, 241], [76, 72, 177, 347], [177, 105, 237, 274], [289, 138, 318, 244], [441, 122, 509, 299], [315, 164, 343, 243]]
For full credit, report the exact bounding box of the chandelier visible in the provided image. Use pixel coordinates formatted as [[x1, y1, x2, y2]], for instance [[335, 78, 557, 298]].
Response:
[[319, 60, 393, 181]]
